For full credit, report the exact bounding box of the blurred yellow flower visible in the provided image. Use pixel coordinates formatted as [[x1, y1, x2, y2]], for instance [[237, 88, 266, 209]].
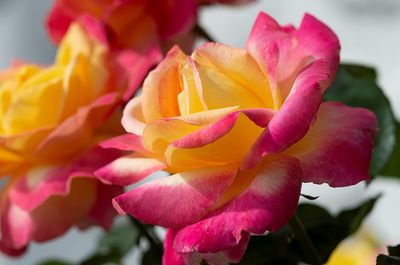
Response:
[[327, 234, 378, 265], [0, 22, 123, 255], [0, 22, 116, 175]]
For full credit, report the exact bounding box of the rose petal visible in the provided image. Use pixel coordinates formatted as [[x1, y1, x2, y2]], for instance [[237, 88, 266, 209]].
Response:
[[99, 133, 147, 153], [122, 95, 147, 136], [192, 43, 273, 110], [163, 229, 250, 265], [246, 12, 340, 103], [172, 111, 240, 148], [163, 229, 189, 265], [117, 47, 162, 101], [241, 61, 325, 169], [166, 111, 265, 172], [96, 154, 166, 186], [151, 0, 197, 40], [242, 13, 340, 169], [174, 156, 302, 254], [113, 164, 238, 228], [2, 177, 98, 250], [285, 102, 377, 187], [142, 46, 186, 123], [9, 146, 120, 212], [83, 182, 123, 229], [34, 92, 119, 159]]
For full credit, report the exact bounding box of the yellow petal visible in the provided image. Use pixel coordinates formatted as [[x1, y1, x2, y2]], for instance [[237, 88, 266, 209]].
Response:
[[142, 46, 186, 123], [2, 66, 64, 135], [165, 112, 264, 172], [177, 59, 207, 115], [192, 43, 273, 110]]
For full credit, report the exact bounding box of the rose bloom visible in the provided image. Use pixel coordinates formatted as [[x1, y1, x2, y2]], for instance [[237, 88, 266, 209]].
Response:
[[47, 0, 197, 53], [97, 12, 377, 264], [46, 0, 201, 101], [0, 22, 126, 255]]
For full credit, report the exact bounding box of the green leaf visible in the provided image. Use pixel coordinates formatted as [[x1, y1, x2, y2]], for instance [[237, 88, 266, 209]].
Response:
[[377, 255, 400, 265], [382, 123, 400, 177], [325, 64, 396, 176], [388, 245, 400, 256], [377, 245, 400, 265], [79, 251, 122, 265], [141, 245, 163, 265], [78, 218, 139, 265], [97, 220, 138, 256], [337, 195, 380, 234], [240, 196, 379, 265]]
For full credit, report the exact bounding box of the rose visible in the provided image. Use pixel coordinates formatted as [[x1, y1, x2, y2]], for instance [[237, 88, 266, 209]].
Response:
[[46, 0, 255, 99], [97, 12, 377, 264], [0, 22, 124, 254], [47, 0, 197, 52], [47, 0, 198, 99]]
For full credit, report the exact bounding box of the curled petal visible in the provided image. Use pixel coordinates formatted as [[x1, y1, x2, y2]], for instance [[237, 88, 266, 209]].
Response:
[[113, 164, 238, 228], [246, 12, 340, 102], [142, 46, 187, 123], [242, 60, 326, 170], [96, 154, 166, 186], [172, 112, 240, 149], [242, 13, 340, 170], [164, 113, 264, 172], [122, 95, 147, 136]]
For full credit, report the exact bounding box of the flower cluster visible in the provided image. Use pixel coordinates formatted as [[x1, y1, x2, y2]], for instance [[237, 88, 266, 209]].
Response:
[[0, 0, 378, 264]]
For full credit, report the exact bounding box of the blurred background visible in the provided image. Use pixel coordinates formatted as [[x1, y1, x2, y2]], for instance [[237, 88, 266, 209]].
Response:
[[0, 0, 399, 264]]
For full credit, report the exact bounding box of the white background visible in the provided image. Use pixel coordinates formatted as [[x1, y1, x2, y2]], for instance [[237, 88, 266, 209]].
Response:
[[0, 0, 399, 264]]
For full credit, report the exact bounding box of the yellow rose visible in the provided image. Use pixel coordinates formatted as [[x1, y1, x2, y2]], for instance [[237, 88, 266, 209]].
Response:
[[0, 22, 123, 255], [0, 22, 118, 176]]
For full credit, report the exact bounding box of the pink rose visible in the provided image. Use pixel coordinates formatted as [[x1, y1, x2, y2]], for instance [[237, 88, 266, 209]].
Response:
[[97, 12, 377, 264]]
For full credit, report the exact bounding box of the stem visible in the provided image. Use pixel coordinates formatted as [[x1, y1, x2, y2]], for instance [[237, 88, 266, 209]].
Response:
[[193, 24, 216, 42], [289, 215, 322, 265]]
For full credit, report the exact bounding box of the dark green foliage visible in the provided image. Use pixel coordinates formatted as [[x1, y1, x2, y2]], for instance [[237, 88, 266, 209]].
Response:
[[377, 245, 400, 265], [36, 261, 72, 265], [381, 122, 400, 177], [239, 197, 379, 265]]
